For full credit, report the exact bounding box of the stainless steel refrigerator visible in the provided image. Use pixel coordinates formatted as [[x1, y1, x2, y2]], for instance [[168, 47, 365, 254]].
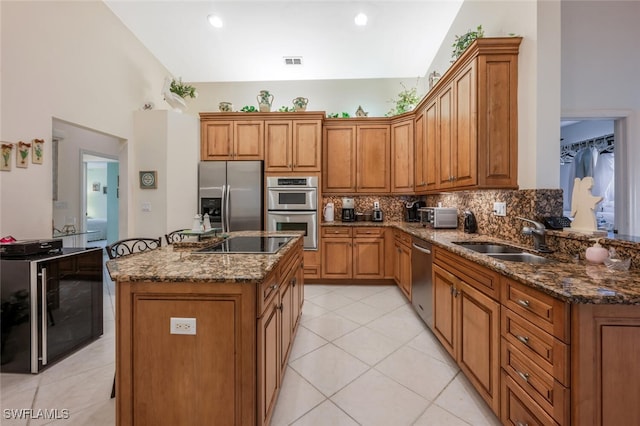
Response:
[[198, 161, 263, 232]]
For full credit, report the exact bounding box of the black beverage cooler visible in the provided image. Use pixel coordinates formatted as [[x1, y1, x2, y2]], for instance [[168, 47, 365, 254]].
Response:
[[1, 246, 103, 373]]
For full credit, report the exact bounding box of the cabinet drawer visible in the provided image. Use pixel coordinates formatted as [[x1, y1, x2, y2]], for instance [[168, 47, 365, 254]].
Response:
[[501, 371, 561, 426], [393, 229, 412, 245], [502, 307, 570, 386], [434, 247, 499, 300], [353, 227, 385, 238], [501, 338, 570, 425], [321, 227, 352, 238], [501, 277, 570, 343], [258, 272, 279, 317]]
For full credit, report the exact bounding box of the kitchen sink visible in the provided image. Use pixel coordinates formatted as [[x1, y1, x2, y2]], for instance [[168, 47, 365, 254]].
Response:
[[453, 241, 554, 264], [453, 241, 523, 254]]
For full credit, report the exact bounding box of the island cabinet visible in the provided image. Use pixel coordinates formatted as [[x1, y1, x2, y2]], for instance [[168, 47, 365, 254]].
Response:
[[264, 119, 322, 172], [322, 120, 390, 194], [320, 226, 385, 280], [114, 238, 304, 426], [500, 277, 570, 426], [390, 116, 414, 193], [393, 229, 412, 300], [432, 247, 501, 414], [258, 242, 304, 426], [414, 37, 521, 192]]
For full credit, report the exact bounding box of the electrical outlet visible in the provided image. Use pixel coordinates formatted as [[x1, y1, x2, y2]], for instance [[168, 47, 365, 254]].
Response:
[[170, 317, 196, 335], [493, 202, 507, 217], [141, 202, 152, 212]]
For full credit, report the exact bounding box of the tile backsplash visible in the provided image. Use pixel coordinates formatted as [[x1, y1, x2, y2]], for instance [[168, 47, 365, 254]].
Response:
[[321, 189, 638, 269]]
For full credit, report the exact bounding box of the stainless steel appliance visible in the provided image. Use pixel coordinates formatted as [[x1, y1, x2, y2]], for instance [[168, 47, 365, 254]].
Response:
[[199, 161, 263, 233], [419, 207, 458, 228], [1, 247, 103, 373], [341, 197, 355, 222], [193, 236, 292, 254], [372, 201, 383, 222], [266, 176, 318, 250], [411, 237, 433, 327]]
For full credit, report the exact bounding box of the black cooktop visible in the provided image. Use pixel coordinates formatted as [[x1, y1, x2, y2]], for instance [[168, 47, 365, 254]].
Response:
[[194, 236, 292, 254]]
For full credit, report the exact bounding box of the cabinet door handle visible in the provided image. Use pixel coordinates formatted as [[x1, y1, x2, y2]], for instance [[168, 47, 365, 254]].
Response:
[[290, 277, 296, 286], [270, 284, 278, 290], [516, 299, 530, 308], [276, 303, 283, 311], [516, 370, 530, 383], [515, 422, 529, 426], [515, 334, 530, 345]]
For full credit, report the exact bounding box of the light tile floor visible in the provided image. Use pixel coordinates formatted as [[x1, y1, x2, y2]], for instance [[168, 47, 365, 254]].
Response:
[[1, 268, 501, 425]]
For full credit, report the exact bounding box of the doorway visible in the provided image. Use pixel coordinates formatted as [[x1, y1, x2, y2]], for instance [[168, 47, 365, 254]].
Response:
[[560, 118, 618, 233], [82, 152, 119, 246]]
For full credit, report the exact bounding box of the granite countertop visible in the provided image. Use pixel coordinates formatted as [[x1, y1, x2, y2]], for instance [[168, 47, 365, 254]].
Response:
[[106, 231, 303, 284], [323, 220, 640, 305]]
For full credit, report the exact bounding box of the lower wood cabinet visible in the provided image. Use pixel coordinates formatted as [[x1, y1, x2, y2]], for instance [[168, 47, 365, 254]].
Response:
[[433, 249, 501, 414], [321, 227, 385, 280], [393, 230, 412, 300]]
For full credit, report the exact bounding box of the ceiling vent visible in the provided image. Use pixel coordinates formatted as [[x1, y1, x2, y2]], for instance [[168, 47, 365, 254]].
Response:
[[283, 56, 303, 66]]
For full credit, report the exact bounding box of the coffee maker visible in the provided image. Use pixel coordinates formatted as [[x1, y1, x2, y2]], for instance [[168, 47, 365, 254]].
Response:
[[341, 197, 355, 222], [372, 201, 384, 222], [405, 200, 426, 222]]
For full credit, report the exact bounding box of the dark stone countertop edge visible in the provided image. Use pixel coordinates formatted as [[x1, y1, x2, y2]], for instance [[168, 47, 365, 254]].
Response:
[[323, 221, 640, 305]]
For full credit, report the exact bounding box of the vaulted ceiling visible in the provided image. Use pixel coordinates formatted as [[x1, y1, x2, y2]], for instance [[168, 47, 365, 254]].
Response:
[[105, 1, 463, 83]]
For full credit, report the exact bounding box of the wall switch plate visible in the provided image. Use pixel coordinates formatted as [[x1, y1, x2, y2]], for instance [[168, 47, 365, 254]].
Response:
[[141, 202, 151, 212], [170, 317, 196, 335], [493, 202, 507, 217]]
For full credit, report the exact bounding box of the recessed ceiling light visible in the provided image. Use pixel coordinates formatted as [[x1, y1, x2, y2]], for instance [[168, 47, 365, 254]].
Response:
[[354, 12, 368, 26], [208, 15, 223, 28]]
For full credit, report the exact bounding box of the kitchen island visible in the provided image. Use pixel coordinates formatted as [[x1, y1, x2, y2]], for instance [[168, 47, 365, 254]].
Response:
[[107, 231, 304, 426]]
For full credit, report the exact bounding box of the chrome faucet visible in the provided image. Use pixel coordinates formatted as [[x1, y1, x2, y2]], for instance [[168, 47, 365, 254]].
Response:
[[516, 217, 552, 253]]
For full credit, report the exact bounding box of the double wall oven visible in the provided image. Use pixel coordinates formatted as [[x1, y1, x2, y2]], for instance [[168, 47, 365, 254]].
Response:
[[266, 177, 318, 250]]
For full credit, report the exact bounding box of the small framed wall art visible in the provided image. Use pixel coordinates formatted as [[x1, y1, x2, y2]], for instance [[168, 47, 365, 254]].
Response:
[[32, 138, 44, 164], [139, 170, 157, 189], [1, 143, 13, 171], [16, 141, 31, 168]]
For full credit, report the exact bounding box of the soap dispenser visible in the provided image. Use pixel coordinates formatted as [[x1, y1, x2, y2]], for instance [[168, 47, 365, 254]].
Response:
[[585, 238, 608, 264]]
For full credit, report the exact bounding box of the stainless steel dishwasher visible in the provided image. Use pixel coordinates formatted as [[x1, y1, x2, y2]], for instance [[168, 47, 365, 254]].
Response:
[[411, 237, 433, 327]]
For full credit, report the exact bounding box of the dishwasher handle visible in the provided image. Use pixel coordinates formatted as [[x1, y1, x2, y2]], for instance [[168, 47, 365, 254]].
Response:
[[412, 243, 432, 255]]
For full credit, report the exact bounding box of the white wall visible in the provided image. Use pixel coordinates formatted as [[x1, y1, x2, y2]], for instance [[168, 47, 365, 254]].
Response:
[[188, 78, 427, 119], [561, 0, 640, 235], [0, 1, 172, 239], [133, 110, 199, 238]]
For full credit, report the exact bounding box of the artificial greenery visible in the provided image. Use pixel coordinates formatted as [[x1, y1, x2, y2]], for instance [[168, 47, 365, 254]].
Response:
[[386, 81, 421, 117], [278, 106, 296, 112], [451, 25, 484, 60], [169, 78, 197, 99], [240, 105, 258, 112], [327, 112, 351, 118]]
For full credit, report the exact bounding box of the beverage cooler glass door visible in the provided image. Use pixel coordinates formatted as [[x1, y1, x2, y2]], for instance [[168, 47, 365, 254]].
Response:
[[35, 252, 103, 372], [267, 211, 317, 250]]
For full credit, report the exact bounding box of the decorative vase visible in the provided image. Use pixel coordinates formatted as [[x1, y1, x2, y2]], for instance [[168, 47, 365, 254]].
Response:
[[292, 97, 308, 112], [218, 101, 232, 112], [257, 90, 274, 112]]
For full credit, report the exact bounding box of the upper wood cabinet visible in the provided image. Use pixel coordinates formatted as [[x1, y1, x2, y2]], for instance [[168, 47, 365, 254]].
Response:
[[415, 37, 521, 192], [200, 112, 324, 164], [265, 119, 322, 172], [323, 119, 390, 194], [391, 117, 414, 193], [200, 119, 264, 160]]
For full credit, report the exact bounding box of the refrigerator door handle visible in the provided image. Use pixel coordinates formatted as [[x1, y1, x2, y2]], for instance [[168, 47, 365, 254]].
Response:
[[221, 184, 227, 233], [41, 267, 47, 366], [226, 184, 231, 232]]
